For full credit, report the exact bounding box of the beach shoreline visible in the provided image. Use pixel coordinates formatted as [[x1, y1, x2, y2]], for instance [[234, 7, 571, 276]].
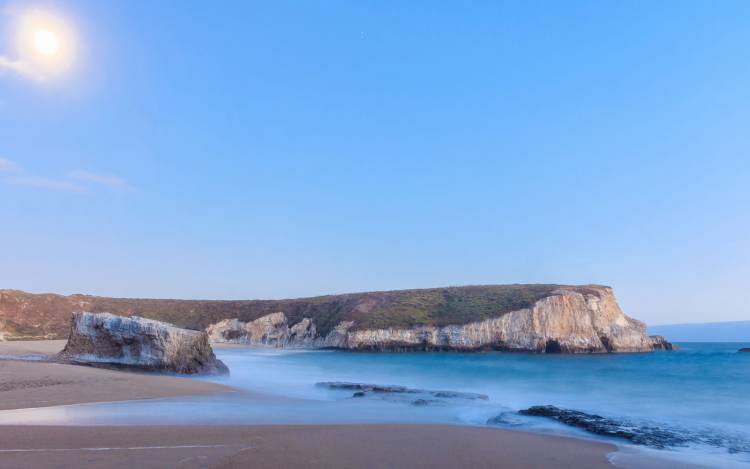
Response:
[[0, 340, 623, 468], [0, 340, 724, 468]]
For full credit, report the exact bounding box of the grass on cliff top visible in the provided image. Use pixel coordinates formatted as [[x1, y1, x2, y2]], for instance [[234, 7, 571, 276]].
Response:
[[348, 284, 567, 331], [1, 284, 608, 338]]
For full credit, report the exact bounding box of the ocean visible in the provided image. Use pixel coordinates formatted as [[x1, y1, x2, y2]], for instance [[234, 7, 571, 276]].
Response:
[[2, 343, 748, 468]]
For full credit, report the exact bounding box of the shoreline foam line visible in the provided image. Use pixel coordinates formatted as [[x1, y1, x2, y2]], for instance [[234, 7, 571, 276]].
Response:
[[0, 444, 230, 452]]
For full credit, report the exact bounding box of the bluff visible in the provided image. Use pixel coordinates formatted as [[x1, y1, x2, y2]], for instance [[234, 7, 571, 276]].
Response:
[[0, 285, 672, 352], [206, 286, 673, 353]]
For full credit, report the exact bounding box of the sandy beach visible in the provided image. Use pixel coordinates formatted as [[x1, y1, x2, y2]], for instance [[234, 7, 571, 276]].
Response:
[[0, 424, 617, 469], [0, 341, 233, 410], [0, 340, 620, 468]]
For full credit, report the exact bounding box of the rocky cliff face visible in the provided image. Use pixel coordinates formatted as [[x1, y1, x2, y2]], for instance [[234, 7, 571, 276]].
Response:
[[206, 314, 349, 348], [60, 312, 228, 374], [206, 287, 671, 353], [0, 285, 674, 352], [0, 284, 601, 340]]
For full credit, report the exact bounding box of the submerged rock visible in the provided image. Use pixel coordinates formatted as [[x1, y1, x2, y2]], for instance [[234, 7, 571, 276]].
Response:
[[486, 412, 527, 427], [317, 382, 415, 393], [515, 405, 750, 455], [59, 312, 228, 375], [206, 287, 674, 353], [411, 398, 441, 406], [517, 405, 688, 448], [316, 381, 488, 401]]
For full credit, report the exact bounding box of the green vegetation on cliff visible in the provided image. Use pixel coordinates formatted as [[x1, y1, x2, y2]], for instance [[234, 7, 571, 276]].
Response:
[[0, 284, 607, 339]]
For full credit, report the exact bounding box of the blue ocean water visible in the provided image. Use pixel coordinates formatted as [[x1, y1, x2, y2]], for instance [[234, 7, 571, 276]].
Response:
[[1, 343, 748, 467]]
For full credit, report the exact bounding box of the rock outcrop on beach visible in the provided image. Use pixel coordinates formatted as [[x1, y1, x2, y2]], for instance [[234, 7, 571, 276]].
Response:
[[59, 312, 228, 375], [206, 287, 671, 353]]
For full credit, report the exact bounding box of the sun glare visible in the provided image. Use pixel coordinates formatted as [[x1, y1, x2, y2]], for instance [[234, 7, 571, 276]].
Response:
[[15, 8, 77, 78], [33, 29, 61, 56]]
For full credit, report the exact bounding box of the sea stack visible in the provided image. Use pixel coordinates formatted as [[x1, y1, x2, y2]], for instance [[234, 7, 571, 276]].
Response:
[[59, 312, 228, 374]]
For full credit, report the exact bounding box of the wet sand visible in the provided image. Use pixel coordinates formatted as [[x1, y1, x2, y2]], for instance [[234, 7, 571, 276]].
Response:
[[0, 424, 616, 469], [0, 341, 616, 468]]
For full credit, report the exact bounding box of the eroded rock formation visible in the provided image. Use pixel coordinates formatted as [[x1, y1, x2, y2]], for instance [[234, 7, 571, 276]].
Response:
[[207, 314, 315, 347], [516, 405, 688, 448], [649, 335, 675, 351], [60, 312, 228, 374], [206, 287, 672, 353]]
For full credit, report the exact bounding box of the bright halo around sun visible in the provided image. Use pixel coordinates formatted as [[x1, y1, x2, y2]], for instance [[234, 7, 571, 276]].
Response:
[[34, 29, 61, 56], [15, 9, 77, 78]]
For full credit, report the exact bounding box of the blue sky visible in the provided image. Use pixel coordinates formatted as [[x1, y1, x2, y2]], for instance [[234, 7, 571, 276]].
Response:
[[1, 1, 748, 325]]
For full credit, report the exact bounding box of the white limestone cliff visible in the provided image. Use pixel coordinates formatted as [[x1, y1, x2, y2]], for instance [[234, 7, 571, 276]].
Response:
[[206, 287, 672, 353]]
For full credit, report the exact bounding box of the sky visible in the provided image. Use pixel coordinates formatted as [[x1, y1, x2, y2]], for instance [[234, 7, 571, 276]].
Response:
[[1, 1, 748, 325]]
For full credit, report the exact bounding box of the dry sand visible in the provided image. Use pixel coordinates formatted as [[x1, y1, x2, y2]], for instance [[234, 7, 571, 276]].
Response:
[[0, 340, 617, 468], [0, 340, 233, 410], [0, 339, 68, 357]]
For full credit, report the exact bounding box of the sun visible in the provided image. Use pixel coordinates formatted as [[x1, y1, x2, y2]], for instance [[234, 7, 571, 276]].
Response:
[[33, 29, 61, 56], [14, 8, 77, 78]]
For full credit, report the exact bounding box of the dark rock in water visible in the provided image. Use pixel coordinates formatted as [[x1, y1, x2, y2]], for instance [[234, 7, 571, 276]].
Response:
[[412, 398, 442, 406], [59, 312, 229, 375], [316, 382, 489, 401], [518, 405, 689, 449], [486, 415, 507, 426], [486, 412, 526, 427], [514, 406, 750, 455], [433, 390, 487, 399], [738, 348, 750, 353], [649, 335, 677, 351], [318, 382, 414, 394]]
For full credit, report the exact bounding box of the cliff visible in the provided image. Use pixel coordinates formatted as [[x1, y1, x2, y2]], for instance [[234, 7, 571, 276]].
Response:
[[206, 286, 672, 353], [0, 284, 589, 340], [59, 312, 228, 374], [0, 285, 672, 352]]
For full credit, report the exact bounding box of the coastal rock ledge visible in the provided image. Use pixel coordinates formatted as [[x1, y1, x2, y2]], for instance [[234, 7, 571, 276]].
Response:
[[207, 286, 672, 353], [60, 312, 228, 374]]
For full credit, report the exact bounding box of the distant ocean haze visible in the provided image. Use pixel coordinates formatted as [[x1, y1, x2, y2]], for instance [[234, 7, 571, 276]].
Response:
[[648, 321, 750, 343]]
